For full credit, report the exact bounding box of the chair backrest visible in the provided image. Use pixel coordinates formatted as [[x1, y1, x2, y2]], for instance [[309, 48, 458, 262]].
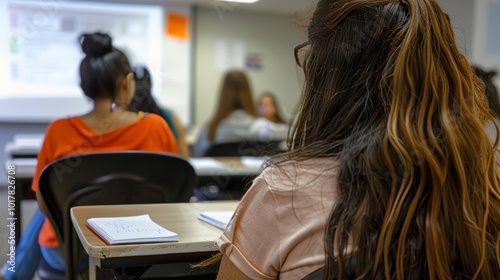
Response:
[[38, 151, 197, 280], [204, 140, 284, 157]]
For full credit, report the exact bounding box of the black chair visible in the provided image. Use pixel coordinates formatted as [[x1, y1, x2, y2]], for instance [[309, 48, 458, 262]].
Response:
[[203, 140, 285, 157], [37, 151, 198, 280]]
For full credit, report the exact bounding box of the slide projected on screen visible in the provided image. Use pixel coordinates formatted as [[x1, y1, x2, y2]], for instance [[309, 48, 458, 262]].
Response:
[[0, 0, 163, 98]]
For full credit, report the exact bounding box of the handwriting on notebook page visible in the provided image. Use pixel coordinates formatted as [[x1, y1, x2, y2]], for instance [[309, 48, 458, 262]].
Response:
[[87, 214, 178, 244], [103, 222, 167, 235]]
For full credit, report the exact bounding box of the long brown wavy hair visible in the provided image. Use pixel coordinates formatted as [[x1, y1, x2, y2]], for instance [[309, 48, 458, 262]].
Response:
[[284, 0, 500, 279], [207, 70, 258, 141]]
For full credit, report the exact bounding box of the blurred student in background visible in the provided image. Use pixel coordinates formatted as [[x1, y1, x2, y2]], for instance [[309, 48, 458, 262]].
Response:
[[192, 70, 288, 157], [258, 92, 288, 124], [0, 32, 178, 280], [129, 65, 190, 158]]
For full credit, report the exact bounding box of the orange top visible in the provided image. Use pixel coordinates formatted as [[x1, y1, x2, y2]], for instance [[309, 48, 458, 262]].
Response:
[[33, 113, 179, 248]]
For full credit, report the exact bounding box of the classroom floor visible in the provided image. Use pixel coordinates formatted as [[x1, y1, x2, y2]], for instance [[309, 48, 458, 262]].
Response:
[[0, 186, 40, 280]]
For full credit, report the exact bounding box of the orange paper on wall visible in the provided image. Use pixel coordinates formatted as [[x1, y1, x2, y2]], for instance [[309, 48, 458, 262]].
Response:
[[166, 12, 189, 40]]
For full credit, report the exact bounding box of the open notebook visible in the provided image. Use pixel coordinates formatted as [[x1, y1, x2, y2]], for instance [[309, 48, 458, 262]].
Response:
[[86, 214, 178, 245], [198, 211, 234, 230]]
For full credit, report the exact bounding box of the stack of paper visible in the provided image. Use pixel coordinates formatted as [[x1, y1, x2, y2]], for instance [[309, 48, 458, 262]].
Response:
[[86, 214, 178, 245], [198, 211, 234, 230], [188, 158, 225, 173]]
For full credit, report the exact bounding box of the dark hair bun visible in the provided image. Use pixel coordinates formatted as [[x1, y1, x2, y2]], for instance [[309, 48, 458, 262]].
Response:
[[80, 32, 113, 57]]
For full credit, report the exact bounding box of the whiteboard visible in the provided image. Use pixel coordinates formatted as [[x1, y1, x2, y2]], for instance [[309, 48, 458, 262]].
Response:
[[0, 0, 193, 124]]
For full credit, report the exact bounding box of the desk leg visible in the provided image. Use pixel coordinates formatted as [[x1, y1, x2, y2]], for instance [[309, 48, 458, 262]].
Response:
[[89, 256, 98, 280], [14, 179, 35, 245], [14, 187, 22, 246]]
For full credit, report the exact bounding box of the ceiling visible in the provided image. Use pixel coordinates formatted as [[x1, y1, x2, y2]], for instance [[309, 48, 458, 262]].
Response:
[[148, 0, 318, 15]]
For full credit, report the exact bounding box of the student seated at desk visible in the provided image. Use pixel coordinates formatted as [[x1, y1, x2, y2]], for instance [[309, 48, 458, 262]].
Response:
[[258, 92, 288, 124], [192, 70, 289, 157], [130, 65, 190, 158], [211, 0, 500, 279], [0, 32, 178, 280]]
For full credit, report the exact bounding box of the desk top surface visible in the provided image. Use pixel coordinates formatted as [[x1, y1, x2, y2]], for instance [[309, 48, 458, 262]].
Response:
[[6, 135, 271, 177], [71, 201, 238, 259], [6, 157, 267, 179]]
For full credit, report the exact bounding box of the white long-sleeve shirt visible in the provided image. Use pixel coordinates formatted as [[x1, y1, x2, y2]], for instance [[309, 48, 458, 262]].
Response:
[[192, 110, 289, 157]]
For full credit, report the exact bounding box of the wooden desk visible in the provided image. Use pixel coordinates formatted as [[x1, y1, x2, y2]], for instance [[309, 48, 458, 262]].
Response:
[[4, 159, 37, 244], [5, 137, 267, 198], [6, 156, 265, 202], [71, 201, 238, 279], [5, 157, 261, 242], [5, 157, 265, 201], [5, 143, 40, 158], [5, 157, 266, 179], [4, 158, 36, 179]]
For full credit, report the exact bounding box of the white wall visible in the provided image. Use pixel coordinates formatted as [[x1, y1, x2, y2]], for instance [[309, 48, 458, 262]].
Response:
[[193, 7, 306, 126], [440, 0, 500, 83], [438, 0, 475, 55], [471, 0, 500, 73]]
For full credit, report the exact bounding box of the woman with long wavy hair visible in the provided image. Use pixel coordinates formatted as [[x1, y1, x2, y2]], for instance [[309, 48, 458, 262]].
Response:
[[214, 0, 500, 279]]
